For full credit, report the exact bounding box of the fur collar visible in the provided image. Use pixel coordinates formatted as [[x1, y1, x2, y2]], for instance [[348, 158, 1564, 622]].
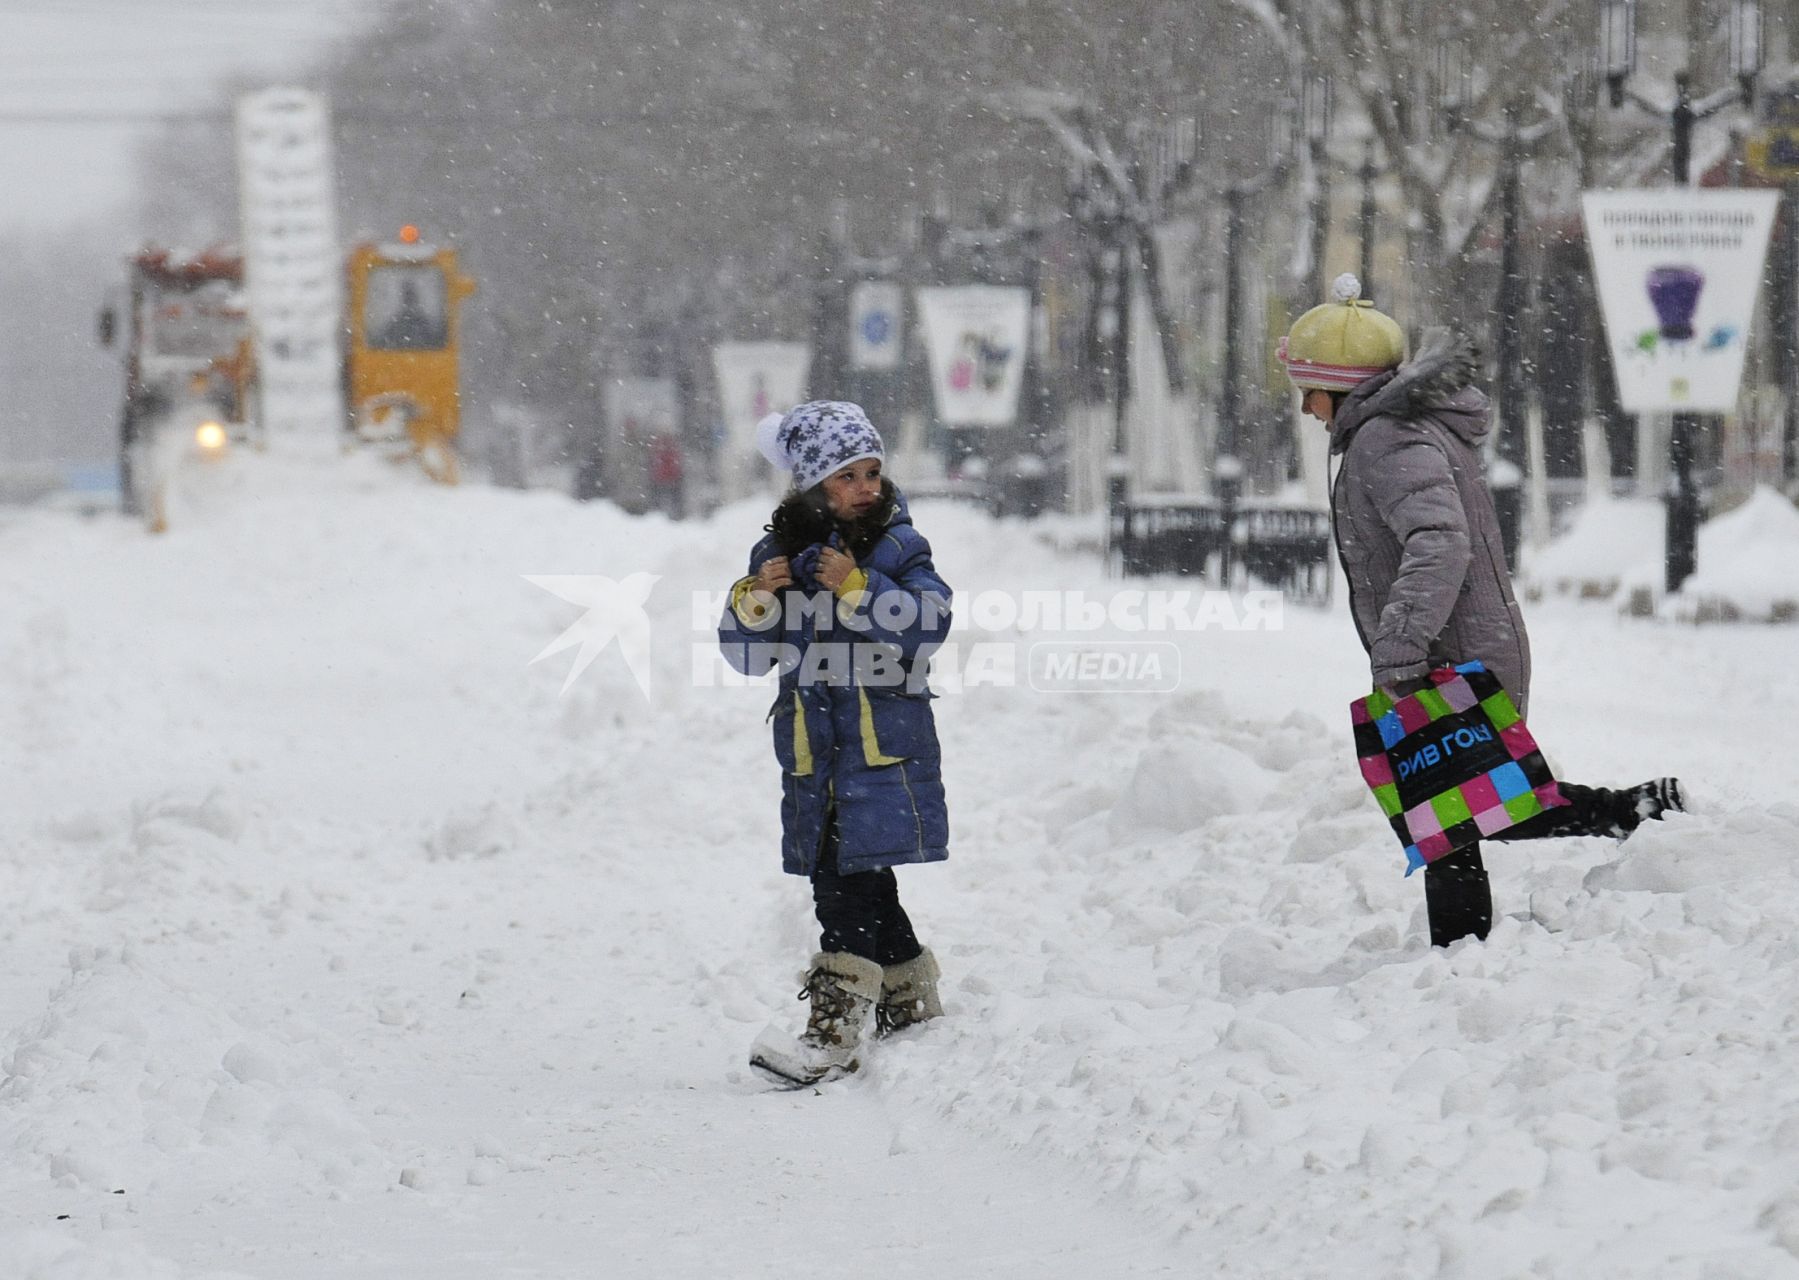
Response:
[[1332, 328, 1483, 453]]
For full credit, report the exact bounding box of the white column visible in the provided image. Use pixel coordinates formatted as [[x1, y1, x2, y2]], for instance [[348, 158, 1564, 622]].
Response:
[[235, 88, 345, 442]]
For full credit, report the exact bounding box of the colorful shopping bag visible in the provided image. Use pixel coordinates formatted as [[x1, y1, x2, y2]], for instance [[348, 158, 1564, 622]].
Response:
[[1349, 661, 1569, 875]]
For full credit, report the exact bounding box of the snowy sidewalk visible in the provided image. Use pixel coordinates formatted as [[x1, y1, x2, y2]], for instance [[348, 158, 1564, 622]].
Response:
[[2, 457, 1798, 1277]]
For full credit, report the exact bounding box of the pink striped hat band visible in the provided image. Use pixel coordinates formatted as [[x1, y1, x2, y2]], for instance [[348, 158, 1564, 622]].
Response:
[[1276, 336, 1390, 391]]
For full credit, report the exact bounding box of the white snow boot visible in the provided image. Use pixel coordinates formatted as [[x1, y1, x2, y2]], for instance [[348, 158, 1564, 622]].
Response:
[[877, 947, 943, 1037], [748, 951, 883, 1088]]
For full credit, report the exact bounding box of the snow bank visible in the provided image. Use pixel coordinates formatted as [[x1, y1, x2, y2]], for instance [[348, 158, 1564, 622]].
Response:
[[1530, 487, 1799, 623], [1647, 486, 1799, 622], [879, 765, 1799, 1275], [1525, 497, 1663, 599], [0, 1231, 250, 1280], [0, 947, 381, 1197]]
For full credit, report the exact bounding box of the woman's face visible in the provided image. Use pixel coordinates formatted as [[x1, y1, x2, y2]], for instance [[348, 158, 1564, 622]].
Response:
[[1301, 389, 1336, 425], [820, 458, 884, 520]]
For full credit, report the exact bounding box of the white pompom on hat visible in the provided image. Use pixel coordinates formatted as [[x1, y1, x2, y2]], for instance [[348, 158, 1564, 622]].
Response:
[[1276, 272, 1407, 392], [755, 412, 789, 471], [754, 400, 886, 491]]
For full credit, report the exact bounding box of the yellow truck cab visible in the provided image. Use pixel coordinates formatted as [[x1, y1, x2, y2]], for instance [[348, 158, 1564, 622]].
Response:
[[344, 226, 477, 483]]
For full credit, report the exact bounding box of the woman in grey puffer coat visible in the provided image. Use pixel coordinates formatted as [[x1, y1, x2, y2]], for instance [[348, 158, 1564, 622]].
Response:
[[1281, 279, 1683, 946], [1330, 329, 1531, 710]]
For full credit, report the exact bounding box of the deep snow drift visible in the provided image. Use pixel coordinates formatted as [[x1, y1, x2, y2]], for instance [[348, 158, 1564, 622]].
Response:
[[2, 449, 1797, 1279], [1527, 485, 1799, 622]]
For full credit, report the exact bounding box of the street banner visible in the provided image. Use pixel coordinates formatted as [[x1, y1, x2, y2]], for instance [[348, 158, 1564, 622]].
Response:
[[1581, 189, 1780, 413], [712, 342, 810, 496], [915, 285, 1031, 427], [712, 342, 811, 451], [848, 281, 903, 371]]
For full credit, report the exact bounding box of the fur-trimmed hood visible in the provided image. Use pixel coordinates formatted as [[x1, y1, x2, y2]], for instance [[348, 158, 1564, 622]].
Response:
[[1330, 327, 1489, 455], [1324, 323, 1530, 709]]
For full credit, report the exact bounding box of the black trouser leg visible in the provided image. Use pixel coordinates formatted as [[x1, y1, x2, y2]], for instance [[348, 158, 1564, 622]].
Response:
[[1424, 781, 1676, 947], [1494, 782, 1640, 842], [1424, 842, 1492, 947], [810, 819, 923, 966]]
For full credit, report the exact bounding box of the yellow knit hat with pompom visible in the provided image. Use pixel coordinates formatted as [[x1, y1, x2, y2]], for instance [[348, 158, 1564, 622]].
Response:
[[1277, 274, 1406, 392]]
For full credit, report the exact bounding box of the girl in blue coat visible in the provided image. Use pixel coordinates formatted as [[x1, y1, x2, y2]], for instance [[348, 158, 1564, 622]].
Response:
[[719, 401, 951, 1086]]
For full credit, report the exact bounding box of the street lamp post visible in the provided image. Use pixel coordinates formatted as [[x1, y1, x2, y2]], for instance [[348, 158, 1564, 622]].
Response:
[[1358, 138, 1379, 298], [1599, 0, 1763, 594], [1495, 98, 1527, 474], [1494, 97, 1530, 569], [1103, 228, 1131, 505], [1221, 186, 1247, 458]]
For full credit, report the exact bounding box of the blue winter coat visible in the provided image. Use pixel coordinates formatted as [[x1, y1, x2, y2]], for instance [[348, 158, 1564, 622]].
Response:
[[718, 492, 952, 877]]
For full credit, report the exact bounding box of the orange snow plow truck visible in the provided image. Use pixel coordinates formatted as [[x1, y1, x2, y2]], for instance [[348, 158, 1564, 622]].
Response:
[[345, 225, 478, 485], [100, 246, 255, 531]]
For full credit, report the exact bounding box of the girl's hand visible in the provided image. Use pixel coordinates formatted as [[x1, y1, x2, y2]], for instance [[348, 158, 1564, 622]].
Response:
[[754, 557, 794, 593], [816, 546, 857, 592]]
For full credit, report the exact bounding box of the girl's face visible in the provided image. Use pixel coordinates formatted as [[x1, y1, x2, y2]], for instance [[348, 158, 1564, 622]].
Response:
[[1301, 389, 1336, 425], [821, 458, 883, 520]]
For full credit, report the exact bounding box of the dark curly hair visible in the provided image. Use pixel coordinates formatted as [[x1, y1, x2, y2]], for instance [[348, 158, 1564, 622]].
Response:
[[766, 477, 898, 560]]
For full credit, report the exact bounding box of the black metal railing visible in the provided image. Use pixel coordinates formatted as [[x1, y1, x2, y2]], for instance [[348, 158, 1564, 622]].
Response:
[[1111, 498, 1333, 603]]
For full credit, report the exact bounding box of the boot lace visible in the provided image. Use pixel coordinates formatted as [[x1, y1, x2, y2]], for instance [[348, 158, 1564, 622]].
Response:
[[876, 988, 922, 1036], [797, 972, 855, 1045]]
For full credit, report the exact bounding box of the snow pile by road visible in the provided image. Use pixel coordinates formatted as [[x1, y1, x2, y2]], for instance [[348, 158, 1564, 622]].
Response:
[[0, 445, 1796, 1277], [1529, 486, 1799, 622], [1525, 496, 1663, 599], [1639, 485, 1799, 622]]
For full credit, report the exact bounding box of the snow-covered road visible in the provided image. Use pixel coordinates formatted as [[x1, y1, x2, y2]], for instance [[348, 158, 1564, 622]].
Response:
[[2, 452, 1797, 1278]]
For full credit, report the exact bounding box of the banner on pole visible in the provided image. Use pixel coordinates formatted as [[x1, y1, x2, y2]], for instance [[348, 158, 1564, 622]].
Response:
[[1581, 189, 1780, 413], [848, 282, 903, 371], [915, 285, 1031, 427], [712, 342, 810, 496], [712, 342, 811, 450]]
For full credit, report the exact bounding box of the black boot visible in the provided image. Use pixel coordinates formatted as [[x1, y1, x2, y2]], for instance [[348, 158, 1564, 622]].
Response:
[[1425, 844, 1492, 947], [1571, 777, 1686, 839], [1613, 777, 1683, 837]]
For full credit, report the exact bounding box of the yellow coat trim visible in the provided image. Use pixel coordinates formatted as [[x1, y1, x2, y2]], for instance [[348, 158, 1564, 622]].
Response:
[[731, 575, 776, 629], [790, 691, 815, 776], [834, 567, 871, 628], [857, 687, 907, 767]]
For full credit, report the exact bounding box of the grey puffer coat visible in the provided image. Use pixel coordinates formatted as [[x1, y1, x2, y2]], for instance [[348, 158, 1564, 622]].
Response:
[[1329, 328, 1533, 711]]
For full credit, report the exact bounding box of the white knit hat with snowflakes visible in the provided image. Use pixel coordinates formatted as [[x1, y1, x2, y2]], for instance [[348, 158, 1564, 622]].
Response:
[[755, 400, 885, 491]]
